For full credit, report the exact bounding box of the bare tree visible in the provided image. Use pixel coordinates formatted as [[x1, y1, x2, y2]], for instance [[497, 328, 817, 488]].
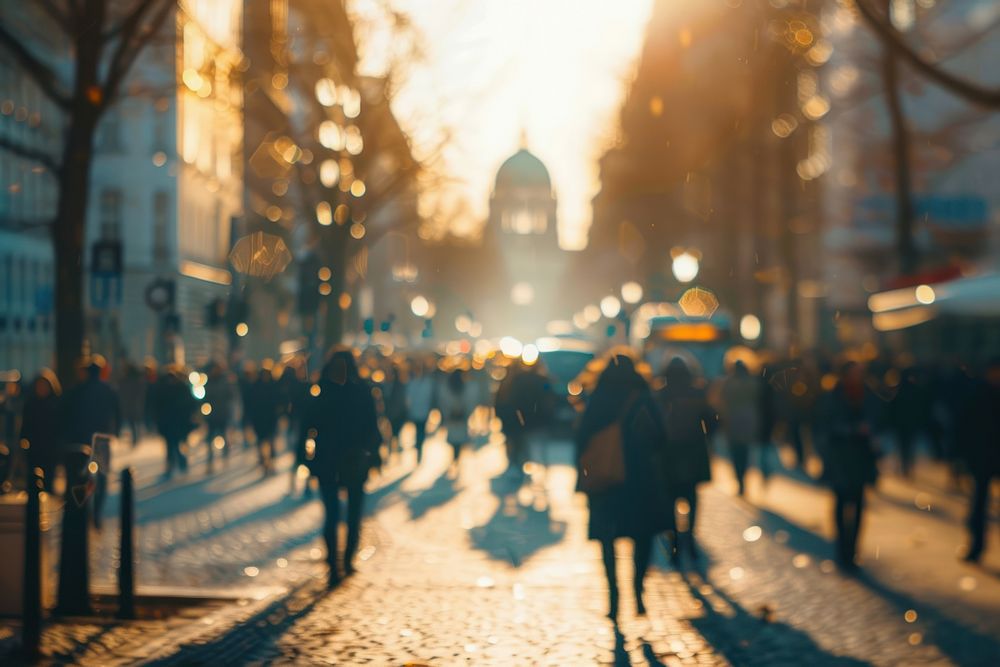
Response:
[[0, 0, 174, 382]]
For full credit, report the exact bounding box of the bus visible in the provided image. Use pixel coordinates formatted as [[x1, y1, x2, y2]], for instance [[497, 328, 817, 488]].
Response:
[[630, 303, 733, 378]]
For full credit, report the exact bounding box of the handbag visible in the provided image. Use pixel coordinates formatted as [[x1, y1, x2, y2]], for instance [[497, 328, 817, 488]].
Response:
[[578, 394, 637, 494]]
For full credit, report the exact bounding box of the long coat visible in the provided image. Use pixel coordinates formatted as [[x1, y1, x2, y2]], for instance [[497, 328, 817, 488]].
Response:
[[576, 388, 672, 541], [305, 378, 382, 487], [820, 385, 879, 492], [656, 384, 714, 487]]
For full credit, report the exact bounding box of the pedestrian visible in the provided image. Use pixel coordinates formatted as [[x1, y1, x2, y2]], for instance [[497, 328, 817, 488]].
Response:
[[305, 347, 382, 588], [495, 361, 527, 472], [154, 365, 198, 478], [20, 369, 62, 492], [62, 356, 120, 528], [820, 361, 879, 572], [238, 360, 258, 450], [383, 362, 408, 455], [405, 357, 436, 463], [655, 357, 716, 564], [117, 360, 147, 446], [957, 358, 1000, 563], [576, 353, 670, 619], [888, 365, 926, 477], [720, 360, 761, 496], [203, 361, 235, 470], [508, 361, 556, 470], [437, 368, 476, 476], [248, 362, 282, 474]]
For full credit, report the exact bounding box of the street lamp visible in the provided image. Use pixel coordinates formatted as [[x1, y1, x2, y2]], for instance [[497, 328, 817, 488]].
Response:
[[671, 250, 700, 283], [410, 295, 429, 318], [600, 295, 621, 318], [621, 281, 643, 305]]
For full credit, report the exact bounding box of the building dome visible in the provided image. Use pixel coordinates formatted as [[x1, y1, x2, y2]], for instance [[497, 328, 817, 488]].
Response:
[[494, 148, 551, 192]]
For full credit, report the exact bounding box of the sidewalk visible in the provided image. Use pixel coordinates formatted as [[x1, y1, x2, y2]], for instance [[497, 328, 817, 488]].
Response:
[[3, 427, 999, 665]]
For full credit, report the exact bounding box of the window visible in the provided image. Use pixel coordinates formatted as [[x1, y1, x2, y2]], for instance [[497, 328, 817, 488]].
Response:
[[501, 207, 547, 235], [97, 110, 124, 153], [99, 188, 123, 240], [153, 190, 169, 261]]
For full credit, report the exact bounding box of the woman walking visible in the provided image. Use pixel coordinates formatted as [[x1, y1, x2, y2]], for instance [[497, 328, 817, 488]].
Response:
[[438, 368, 475, 477], [20, 369, 62, 492], [576, 354, 670, 620], [655, 357, 715, 564], [306, 348, 382, 588], [821, 361, 879, 572]]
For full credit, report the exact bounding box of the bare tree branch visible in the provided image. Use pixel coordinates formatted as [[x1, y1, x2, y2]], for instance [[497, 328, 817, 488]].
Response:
[[102, 0, 174, 107], [854, 0, 1000, 107], [0, 135, 61, 174], [36, 0, 73, 33], [0, 21, 71, 108]]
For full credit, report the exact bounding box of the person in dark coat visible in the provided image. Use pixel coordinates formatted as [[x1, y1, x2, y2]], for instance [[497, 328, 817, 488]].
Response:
[[576, 353, 670, 619], [20, 369, 62, 492], [154, 366, 199, 478], [202, 361, 235, 469], [117, 360, 147, 446], [820, 361, 879, 572], [382, 363, 408, 455], [958, 358, 1000, 563], [248, 364, 283, 473], [304, 347, 382, 588], [655, 357, 716, 564], [62, 356, 120, 527]]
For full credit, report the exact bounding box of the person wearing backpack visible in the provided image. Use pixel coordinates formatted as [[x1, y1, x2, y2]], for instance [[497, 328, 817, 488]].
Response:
[[576, 353, 671, 620], [655, 357, 716, 565]]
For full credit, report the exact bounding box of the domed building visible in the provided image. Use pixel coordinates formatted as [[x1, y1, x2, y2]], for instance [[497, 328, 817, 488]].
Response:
[[487, 143, 567, 339]]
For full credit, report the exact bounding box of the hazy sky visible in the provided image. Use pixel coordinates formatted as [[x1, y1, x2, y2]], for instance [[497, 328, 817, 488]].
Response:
[[352, 0, 654, 250]]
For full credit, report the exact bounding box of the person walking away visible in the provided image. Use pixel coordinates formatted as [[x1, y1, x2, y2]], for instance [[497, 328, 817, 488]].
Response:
[[155, 366, 198, 478], [820, 361, 879, 572], [118, 360, 146, 446], [655, 357, 715, 564], [438, 368, 475, 477], [305, 348, 382, 588], [203, 361, 235, 470], [720, 360, 760, 496], [509, 362, 557, 470], [576, 354, 671, 619], [888, 365, 926, 478], [383, 363, 408, 455], [958, 358, 1000, 563], [495, 361, 527, 474], [405, 359, 436, 463], [238, 360, 258, 450], [20, 370, 62, 492], [248, 363, 282, 474], [62, 356, 120, 528]]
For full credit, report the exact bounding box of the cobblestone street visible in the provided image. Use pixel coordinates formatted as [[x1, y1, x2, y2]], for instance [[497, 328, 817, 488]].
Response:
[[3, 424, 1000, 665]]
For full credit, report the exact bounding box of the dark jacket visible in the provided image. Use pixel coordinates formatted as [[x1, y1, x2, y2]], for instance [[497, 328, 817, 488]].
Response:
[[305, 378, 382, 486], [62, 377, 120, 446], [576, 376, 671, 541], [248, 376, 282, 439], [21, 393, 61, 463], [656, 383, 714, 487], [957, 379, 1000, 476], [154, 374, 199, 443], [820, 384, 879, 492]]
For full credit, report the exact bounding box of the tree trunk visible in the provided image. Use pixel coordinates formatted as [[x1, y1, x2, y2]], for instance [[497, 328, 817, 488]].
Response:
[[882, 21, 917, 275], [321, 227, 349, 349], [54, 112, 98, 384], [54, 0, 104, 384]]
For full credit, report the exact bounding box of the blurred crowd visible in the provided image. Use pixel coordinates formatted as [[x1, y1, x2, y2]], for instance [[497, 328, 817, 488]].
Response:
[[0, 344, 997, 594]]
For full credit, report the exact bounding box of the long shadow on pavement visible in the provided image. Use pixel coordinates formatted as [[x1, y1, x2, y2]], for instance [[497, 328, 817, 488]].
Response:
[[467, 472, 566, 565], [754, 506, 1000, 665], [682, 571, 871, 667]]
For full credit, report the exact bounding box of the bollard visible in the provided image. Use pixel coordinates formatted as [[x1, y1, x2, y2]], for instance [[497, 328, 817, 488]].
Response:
[[22, 465, 42, 658], [55, 446, 93, 616], [117, 467, 136, 619]]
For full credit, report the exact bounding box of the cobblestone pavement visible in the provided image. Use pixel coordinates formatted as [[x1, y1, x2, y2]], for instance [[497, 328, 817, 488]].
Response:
[[3, 423, 1000, 665]]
